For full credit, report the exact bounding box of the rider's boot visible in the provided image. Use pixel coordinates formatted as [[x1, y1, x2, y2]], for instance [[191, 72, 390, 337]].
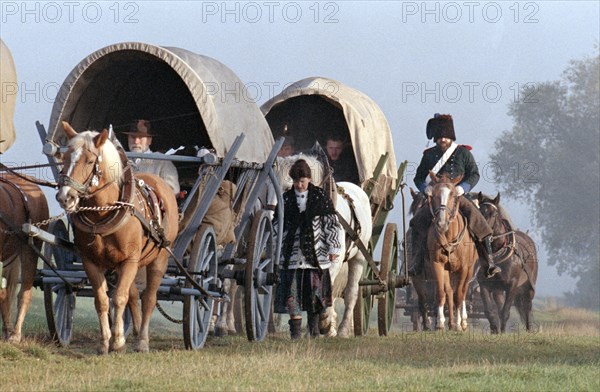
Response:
[[307, 312, 320, 338], [288, 318, 302, 340], [478, 236, 501, 278]]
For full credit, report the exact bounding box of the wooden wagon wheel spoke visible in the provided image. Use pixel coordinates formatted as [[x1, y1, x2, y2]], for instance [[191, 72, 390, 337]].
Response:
[[183, 225, 218, 350], [244, 210, 276, 342], [43, 219, 78, 347], [378, 223, 398, 336]]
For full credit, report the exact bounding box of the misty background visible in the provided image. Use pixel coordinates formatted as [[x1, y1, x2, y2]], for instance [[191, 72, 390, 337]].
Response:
[[1, 1, 598, 299]]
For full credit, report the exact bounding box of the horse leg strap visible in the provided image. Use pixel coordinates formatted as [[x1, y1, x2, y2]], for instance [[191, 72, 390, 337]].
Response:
[[335, 211, 382, 283]]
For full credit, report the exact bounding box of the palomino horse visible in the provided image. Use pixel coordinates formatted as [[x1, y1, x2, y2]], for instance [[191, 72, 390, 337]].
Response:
[[0, 171, 49, 342], [476, 193, 538, 333], [56, 122, 178, 353], [275, 154, 372, 338], [426, 172, 478, 331]]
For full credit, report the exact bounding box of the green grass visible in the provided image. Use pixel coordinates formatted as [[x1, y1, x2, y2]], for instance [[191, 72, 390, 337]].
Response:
[[1, 291, 598, 391]]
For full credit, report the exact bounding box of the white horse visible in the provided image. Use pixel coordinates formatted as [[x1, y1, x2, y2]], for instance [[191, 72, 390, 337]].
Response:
[[275, 154, 372, 338]]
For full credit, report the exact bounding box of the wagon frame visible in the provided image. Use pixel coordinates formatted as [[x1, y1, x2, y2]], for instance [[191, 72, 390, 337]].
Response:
[[22, 42, 286, 350], [261, 77, 412, 336]]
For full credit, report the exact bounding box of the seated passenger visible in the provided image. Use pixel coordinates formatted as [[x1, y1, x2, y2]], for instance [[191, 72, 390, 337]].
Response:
[[325, 135, 359, 184], [124, 119, 180, 194], [278, 135, 296, 158]]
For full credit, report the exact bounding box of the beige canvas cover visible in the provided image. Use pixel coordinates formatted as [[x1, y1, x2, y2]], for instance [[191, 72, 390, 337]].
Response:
[[46, 42, 273, 162], [261, 76, 397, 186], [0, 39, 17, 153]]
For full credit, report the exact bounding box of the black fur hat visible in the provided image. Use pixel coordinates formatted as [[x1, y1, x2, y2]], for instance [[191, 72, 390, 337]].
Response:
[[426, 113, 456, 141]]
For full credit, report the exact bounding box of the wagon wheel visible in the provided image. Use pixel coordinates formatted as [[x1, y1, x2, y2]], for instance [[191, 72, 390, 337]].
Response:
[[353, 242, 374, 336], [244, 210, 276, 342], [233, 286, 244, 334], [43, 219, 77, 347], [183, 225, 218, 350], [378, 223, 399, 336]]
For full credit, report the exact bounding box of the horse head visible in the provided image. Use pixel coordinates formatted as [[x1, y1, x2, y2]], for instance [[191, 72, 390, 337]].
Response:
[[275, 153, 325, 192], [477, 192, 504, 230], [56, 121, 123, 212], [477, 192, 510, 251], [428, 171, 462, 234]]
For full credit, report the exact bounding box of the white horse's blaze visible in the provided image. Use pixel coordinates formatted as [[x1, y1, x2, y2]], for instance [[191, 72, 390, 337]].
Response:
[[56, 145, 83, 211], [66, 146, 83, 178], [436, 186, 452, 232]]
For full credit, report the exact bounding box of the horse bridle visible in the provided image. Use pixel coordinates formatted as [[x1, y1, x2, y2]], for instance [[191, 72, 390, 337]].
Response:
[[428, 191, 459, 225], [428, 188, 467, 257], [58, 150, 112, 199], [480, 201, 517, 263]]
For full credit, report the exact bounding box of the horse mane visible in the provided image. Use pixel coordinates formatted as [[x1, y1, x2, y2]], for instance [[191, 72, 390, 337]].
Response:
[[68, 131, 123, 185]]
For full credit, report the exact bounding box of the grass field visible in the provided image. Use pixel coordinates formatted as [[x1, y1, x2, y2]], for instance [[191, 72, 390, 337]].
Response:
[[1, 292, 598, 391]]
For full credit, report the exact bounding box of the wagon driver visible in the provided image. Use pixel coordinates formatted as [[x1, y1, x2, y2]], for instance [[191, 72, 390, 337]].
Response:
[[124, 119, 180, 195], [409, 114, 501, 278]]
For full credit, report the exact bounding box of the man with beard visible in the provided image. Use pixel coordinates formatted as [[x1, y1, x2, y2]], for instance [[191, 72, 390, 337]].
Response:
[[408, 114, 501, 278], [125, 119, 180, 195]]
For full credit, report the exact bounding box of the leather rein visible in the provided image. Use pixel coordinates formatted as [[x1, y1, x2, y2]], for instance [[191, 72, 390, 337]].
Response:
[[480, 202, 517, 264], [428, 191, 468, 257]]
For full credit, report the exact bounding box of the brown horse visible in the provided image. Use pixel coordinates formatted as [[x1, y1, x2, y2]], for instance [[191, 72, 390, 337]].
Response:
[[0, 172, 49, 342], [426, 172, 478, 331], [56, 122, 178, 353], [476, 193, 538, 333]]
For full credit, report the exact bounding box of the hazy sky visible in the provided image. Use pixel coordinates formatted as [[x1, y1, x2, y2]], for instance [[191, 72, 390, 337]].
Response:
[[1, 1, 598, 295]]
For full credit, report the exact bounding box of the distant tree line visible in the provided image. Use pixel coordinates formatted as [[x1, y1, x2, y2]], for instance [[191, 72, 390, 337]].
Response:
[[490, 48, 600, 309]]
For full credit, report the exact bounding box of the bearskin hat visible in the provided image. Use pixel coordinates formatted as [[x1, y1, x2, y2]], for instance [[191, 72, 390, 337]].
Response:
[[426, 113, 456, 141]]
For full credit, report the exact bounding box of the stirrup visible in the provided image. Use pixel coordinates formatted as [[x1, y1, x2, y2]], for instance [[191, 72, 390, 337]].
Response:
[[486, 265, 501, 278]]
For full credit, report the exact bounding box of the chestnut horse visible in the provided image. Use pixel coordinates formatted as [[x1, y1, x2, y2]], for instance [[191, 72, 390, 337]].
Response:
[[0, 171, 49, 342], [56, 122, 178, 353], [476, 193, 538, 333], [426, 173, 478, 331]]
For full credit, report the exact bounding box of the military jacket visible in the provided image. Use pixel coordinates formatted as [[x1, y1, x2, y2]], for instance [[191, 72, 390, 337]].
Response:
[[414, 144, 479, 192]]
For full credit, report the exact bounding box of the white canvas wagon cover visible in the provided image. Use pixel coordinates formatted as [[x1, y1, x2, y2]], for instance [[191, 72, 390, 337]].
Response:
[[46, 41, 273, 162], [0, 39, 17, 154], [261, 77, 397, 185]]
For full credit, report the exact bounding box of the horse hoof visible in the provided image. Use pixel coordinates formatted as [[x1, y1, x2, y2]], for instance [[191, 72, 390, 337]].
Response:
[[135, 342, 149, 353], [97, 345, 109, 355], [337, 328, 350, 339], [7, 334, 21, 344], [214, 326, 228, 337], [111, 344, 126, 354]]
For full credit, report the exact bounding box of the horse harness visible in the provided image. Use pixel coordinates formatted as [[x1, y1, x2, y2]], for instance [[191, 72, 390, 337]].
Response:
[[64, 148, 169, 247], [480, 202, 517, 265], [335, 186, 384, 285], [428, 193, 469, 267], [0, 175, 33, 268]]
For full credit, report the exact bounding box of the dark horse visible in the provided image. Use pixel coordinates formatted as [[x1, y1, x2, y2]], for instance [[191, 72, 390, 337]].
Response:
[[476, 193, 538, 333], [1, 171, 49, 342], [406, 188, 433, 331]]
